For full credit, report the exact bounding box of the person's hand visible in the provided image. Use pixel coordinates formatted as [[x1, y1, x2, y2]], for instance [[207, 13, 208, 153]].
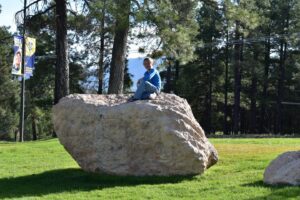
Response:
[[137, 78, 142, 85]]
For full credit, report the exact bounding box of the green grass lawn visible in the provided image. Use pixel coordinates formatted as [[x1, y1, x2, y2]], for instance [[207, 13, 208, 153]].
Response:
[[0, 138, 299, 200]]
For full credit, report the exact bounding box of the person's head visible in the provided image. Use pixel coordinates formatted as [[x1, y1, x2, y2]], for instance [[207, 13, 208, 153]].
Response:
[[143, 57, 154, 71], [14, 51, 21, 67]]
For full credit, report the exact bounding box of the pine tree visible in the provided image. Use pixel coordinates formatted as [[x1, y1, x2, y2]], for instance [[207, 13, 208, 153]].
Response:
[[0, 17, 20, 140]]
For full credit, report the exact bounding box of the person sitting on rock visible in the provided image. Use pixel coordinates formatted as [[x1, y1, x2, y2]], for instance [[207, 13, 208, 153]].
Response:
[[129, 57, 161, 101]]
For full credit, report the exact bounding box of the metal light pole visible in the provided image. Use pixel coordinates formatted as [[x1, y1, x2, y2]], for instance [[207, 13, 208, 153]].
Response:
[[19, 0, 27, 142]]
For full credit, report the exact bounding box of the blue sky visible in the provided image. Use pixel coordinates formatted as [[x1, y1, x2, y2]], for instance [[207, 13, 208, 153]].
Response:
[[0, 0, 161, 91], [0, 0, 21, 32]]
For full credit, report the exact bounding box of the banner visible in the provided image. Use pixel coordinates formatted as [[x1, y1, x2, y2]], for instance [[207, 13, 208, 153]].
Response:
[[12, 36, 23, 75], [12, 36, 36, 77], [25, 37, 36, 77]]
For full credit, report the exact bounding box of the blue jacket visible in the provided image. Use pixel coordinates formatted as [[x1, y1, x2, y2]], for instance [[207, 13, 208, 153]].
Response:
[[143, 68, 161, 91]]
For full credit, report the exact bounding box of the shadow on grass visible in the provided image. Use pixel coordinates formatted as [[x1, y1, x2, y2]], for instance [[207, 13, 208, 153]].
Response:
[[0, 168, 195, 199], [243, 181, 300, 200]]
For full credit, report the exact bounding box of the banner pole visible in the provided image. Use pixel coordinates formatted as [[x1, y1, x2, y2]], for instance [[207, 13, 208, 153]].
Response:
[[19, 0, 27, 142]]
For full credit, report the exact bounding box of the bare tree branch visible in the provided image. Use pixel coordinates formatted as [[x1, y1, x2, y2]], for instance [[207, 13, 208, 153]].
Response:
[[15, 0, 44, 18], [27, 5, 55, 22], [132, 0, 141, 9], [15, 0, 53, 26]]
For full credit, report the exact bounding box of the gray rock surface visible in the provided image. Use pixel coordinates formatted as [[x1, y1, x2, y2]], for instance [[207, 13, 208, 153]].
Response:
[[264, 151, 300, 185], [52, 93, 218, 176]]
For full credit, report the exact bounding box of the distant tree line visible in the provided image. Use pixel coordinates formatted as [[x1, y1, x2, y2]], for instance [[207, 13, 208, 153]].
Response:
[[159, 0, 300, 135]]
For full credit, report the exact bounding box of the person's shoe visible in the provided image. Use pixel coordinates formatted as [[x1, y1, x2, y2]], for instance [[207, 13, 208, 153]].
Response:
[[127, 96, 138, 102], [149, 93, 157, 100], [155, 90, 160, 96]]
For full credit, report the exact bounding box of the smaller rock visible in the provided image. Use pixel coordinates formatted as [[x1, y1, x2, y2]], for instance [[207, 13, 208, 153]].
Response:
[[263, 151, 300, 186]]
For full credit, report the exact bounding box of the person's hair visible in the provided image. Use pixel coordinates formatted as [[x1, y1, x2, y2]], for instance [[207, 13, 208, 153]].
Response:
[[16, 51, 21, 56], [144, 57, 154, 64]]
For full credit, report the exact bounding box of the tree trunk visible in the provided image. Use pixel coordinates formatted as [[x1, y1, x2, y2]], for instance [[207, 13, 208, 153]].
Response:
[[54, 0, 69, 104], [275, 9, 289, 134], [98, 57, 104, 94], [275, 40, 287, 134], [14, 129, 19, 142], [97, 0, 106, 94], [207, 44, 213, 134], [108, 0, 130, 94], [31, 114, 37, 141], [53, 0, 69, 138], [223, 28, 229, 135], [165, 60, 172, 93], [233, 21, 242, 135], [275, 42, 284, 134], [249, 51, 258, 133], [174, 60, 179, 94], [259, 36, 270, 133]]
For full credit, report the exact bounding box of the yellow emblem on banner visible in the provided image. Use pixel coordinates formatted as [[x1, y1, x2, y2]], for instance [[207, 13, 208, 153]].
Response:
[[25, 37, 36, 57]]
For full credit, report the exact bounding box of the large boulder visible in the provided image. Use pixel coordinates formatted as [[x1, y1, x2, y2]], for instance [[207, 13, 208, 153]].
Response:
[[264, 151, 300, 186], [52, 93, 218, 176]]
